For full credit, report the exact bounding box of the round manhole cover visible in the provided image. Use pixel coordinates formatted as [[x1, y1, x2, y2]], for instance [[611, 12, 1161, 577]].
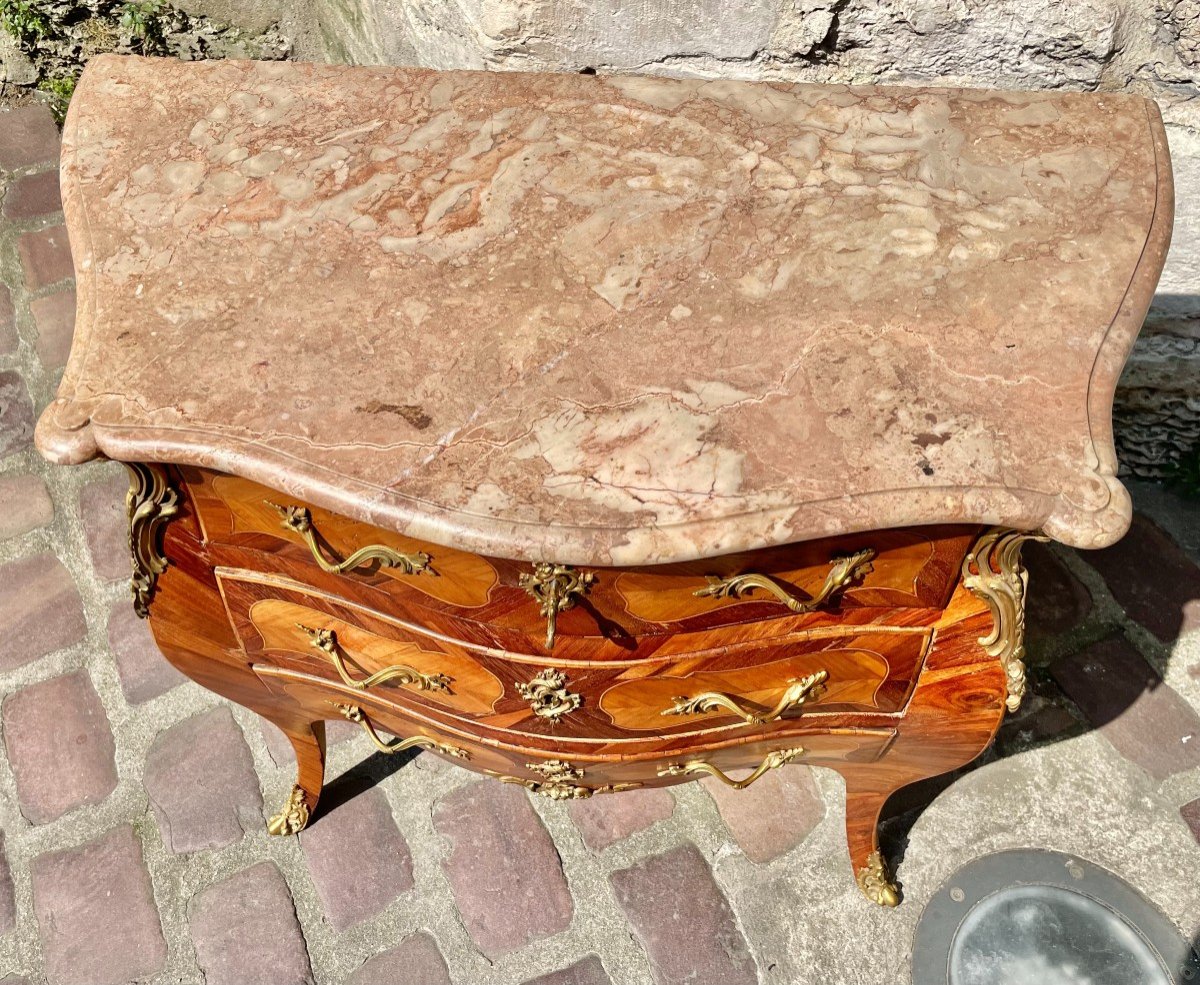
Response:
[[913, 850, 1200, 985]]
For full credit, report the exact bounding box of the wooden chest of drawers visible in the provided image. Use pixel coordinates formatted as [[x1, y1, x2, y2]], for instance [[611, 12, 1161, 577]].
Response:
[[38, 57, 1172, 907]]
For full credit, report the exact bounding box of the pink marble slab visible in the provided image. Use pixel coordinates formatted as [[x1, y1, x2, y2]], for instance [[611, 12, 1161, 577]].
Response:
[[36, 55, 1173, 564]]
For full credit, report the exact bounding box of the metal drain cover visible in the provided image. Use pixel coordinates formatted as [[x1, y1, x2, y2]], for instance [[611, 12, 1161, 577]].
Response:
[[913, 850, 1200, 985]]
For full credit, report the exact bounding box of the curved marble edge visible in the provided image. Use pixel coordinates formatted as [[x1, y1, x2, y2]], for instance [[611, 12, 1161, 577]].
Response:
[[34, 62, 1175, 566]]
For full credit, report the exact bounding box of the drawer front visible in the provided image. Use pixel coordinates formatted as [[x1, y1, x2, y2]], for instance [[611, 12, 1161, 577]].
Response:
[[187, 466, 976, 657], [221, 572, 929, 743], [252, 663, 897, 793]]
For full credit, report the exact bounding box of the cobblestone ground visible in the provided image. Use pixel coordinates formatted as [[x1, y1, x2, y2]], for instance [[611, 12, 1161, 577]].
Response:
[[2, 103, 1200, 985]]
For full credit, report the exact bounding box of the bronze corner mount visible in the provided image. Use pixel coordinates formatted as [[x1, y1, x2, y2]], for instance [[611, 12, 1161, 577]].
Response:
[[125, 462, 181, 618]]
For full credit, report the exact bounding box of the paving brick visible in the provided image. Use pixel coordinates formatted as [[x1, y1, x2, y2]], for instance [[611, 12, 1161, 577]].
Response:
[[188, 862, 313, 985], [995, 692, 1081, 754], [3, 670, 117, 824], [522, 956, 613, 985], [29, 289, 75, 370], [569, 788, 674, 851], [106, 599, 186, 704], [261, 716, 357, 766], [433, 781, 572, 959], [0, 284, 14, 355], [3, 169, 62, 219], [300, 785, 413, 930], [17, 225, 73, 291], [0, 833, 14, 937], [609, 843, 757, 985], [1182, 798, 1200, 846], [703, 763, 824, 863], [0, 106, 60, 170], [1086, 513, 1200, 642], [0, 370, 35, 459], [1052, 637, 1200, 781], [1024, 541, 1093, 652], [345, 932, 452, 985], [0, 474, 54, 539], [80, 472, 131, 582], [0, 554, 87, 672], [29, 825, 166, 985], [144, 706, 263, 853]]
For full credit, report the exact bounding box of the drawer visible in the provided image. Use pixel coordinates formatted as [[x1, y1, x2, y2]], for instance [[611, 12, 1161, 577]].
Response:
[[221, 571, 930, 744], [252, 663, 898, 794], [187, 466, 976, 656]]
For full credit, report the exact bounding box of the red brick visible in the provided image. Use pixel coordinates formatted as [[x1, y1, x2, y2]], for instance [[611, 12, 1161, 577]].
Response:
[[3, 670, 117, 824], [188, 862, 313, 985], [106, 599, 186, 704], [433, 781, 572, 959], [0, 106, 60, 170], [29, 289, 74, 370], [345, 932, 451, 985], [0, 284, 14, 355], [610, 843, 756, 985], [523, 957, 612, 985], [300, 786, 413, 930], [1182, 798, 1200, 846], [0, 474, 54, 540], [0, 370, 34, 459], [703, 764, 824, 863], [1086, 513, 1200, 642], [568, 788, 674, 851], [17, 225, 73, 291], [3, 169, 62, 219], [144, 706, 263, 853], [1052, 637, 1200, 781], [1024, 541, 1093, 651], [0, 554, 87, 672], [0, 833, 14, 937], [30, 825, 166, 985], [79, 472, 130, 582]]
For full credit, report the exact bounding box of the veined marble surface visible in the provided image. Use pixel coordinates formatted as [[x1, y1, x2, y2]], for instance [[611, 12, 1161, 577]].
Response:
[[36, 55, 1173, 564]]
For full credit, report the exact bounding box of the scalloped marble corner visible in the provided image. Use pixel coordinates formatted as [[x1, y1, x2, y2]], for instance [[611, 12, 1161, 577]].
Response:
[[35, 55, 1173, 564]]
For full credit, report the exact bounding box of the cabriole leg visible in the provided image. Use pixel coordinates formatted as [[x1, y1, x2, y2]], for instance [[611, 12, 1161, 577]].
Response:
[[265, 718, 326, 836]]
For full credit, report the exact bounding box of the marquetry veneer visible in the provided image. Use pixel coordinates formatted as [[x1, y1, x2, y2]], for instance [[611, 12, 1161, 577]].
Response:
[[38, 56, 1172, 907]]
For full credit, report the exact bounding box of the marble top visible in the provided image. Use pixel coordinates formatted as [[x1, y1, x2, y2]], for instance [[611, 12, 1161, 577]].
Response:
[[36, 55, 1173, 565]]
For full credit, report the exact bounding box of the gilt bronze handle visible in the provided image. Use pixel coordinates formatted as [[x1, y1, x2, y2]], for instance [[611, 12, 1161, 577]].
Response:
[[693, 548, 875, 613], [518, 562, 595, 651], [297, 624, 452, 694], [266, 501, 434, 577], [662, 669, 828, 725], [329, 702, 469, 758], [657, 746, 805, 789]]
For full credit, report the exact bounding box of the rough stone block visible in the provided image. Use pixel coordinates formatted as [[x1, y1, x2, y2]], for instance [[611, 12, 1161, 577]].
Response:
[[702, 764, 824, 863], [300, 786, 413, 930], [345, 932, 452, 985], [0, 474, 54, 540], [1052, 637, 1200, 781], [568, 787, 674, 851], [17, 225, 73, 291], [80, 472, 132, 582], [0, 554, 87, 672], [0, 833, 14, 937], [433, 781, 572, 958], [522, 956, 613, 985], [1023, 541, 1093, 652], [106, 599, 187, 704], [29, 825, 166, 985], [1085, 513, 1200, 642], [1181, 798, 1200, 846], [188, 862, 313, 985], [0, 106, 60, 170], [609, 842, 756, 985], [3, 169, 62, 220], [2, 670, 118, 824], [144, 706, 263, 853], [29, 290, 75, 370], [0, 370, 35, 459], [0, 284, 14, 355]]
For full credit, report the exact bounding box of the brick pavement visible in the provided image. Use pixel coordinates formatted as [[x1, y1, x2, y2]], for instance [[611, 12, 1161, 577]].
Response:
[[1, 101, 1199, 984]]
